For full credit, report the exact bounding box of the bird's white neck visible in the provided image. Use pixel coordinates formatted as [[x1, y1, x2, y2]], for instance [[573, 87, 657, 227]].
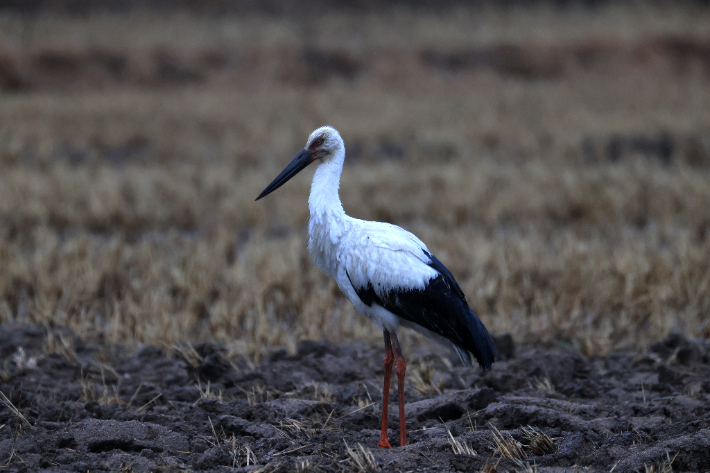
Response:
[[308, 148, 349, 276], [308, 155, 345, 217]]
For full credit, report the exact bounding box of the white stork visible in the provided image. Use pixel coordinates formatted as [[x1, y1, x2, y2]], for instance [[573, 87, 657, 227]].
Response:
[[256, 126, 496, 448]]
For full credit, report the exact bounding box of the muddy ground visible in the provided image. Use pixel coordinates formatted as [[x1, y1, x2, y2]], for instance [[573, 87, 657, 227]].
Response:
[[0, 323, 709, 472]]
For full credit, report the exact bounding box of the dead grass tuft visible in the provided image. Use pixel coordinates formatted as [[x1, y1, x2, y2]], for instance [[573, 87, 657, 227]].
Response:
[[489, 424, 527, 466], [301, 381, 335, 403], [239, 384, 278, 406], [44, 331, 79, 366], [0, 390, 31, 467], [0, 391, 31, 429], [444, 424, 477, 456], [276, 418, 316, 440], [171, 342, 203, 368], [409, 359, 445, 396], [529, 377, 555, 394], [343, 440, 378, 473], [482, 458, 502, 473], [521, 426, 556, 456], [516, 464, 539, 473], [195, 380, 230, 403], [296, 458, 325, 473], [119, 462, 135, 473], [232, 440, 259, 468], [644, 451, 678, 473]]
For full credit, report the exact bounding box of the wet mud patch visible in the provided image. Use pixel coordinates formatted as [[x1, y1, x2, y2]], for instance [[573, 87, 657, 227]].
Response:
[[0, 323, 708, 472]]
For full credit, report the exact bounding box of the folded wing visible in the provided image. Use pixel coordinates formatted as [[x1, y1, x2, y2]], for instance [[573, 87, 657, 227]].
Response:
[[342, 222, 496, 369]]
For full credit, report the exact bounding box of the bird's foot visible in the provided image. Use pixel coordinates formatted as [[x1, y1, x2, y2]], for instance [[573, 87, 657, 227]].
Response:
[[378, 439, 392, 449]]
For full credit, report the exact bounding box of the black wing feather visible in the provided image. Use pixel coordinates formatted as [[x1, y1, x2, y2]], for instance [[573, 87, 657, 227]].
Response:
[[348, 251, 496, 370]]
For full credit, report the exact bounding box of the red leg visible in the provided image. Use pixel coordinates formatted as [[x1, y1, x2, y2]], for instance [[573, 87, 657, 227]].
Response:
[[378, 330, 394, 449], [390, 331, 407, 447]]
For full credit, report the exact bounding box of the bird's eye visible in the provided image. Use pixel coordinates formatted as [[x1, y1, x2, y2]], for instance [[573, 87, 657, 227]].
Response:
[[315, 139, 323, 146]]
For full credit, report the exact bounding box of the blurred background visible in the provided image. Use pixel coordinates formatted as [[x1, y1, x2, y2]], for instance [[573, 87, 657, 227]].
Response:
[[0, 0, 709, 358]]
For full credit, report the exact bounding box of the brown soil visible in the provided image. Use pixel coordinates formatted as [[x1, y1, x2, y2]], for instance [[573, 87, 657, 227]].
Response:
[[0, 323, 708, 472]]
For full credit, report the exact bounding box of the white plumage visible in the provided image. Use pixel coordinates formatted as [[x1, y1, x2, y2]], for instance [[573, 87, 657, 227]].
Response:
[[305, 128, 437, 323], [256, 126, 495, 448]]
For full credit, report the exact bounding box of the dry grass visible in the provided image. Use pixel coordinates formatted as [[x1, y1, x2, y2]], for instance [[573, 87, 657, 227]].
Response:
[[0, 5, 709, 358], [445, 424, 477, 456], [489, 424, 527, 466], [643, 451, 678, 473], [0, 391, 31, 429], [343, 441, 378, 473], [529, 377, 555, 394], [301, 381, 335, 403], [277, 418, 316, 440], [239, 384, 278, 406], [237, 442, 259, 468], [195, 381, 229, 403], [409, 359, 445, 396], [521, 426, 556, 456]]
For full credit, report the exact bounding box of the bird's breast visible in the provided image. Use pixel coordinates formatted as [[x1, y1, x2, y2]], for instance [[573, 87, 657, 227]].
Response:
[[307, 211, 349, 277]]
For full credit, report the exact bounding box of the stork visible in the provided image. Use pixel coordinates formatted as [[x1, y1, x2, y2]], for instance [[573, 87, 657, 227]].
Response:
[[256, 126, 496, 448]]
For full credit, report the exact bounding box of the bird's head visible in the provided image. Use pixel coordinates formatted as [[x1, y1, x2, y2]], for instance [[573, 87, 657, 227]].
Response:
[[255, 126, 343, 201], [305, 126, 343, 162]]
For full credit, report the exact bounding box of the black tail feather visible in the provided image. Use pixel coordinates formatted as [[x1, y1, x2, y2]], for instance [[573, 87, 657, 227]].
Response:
[[425, 252, 496, 369], [460, 306, 496, 370]]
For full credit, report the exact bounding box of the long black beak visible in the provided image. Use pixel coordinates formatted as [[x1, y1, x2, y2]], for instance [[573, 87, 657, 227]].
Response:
[[255, 149, 315, 201]]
